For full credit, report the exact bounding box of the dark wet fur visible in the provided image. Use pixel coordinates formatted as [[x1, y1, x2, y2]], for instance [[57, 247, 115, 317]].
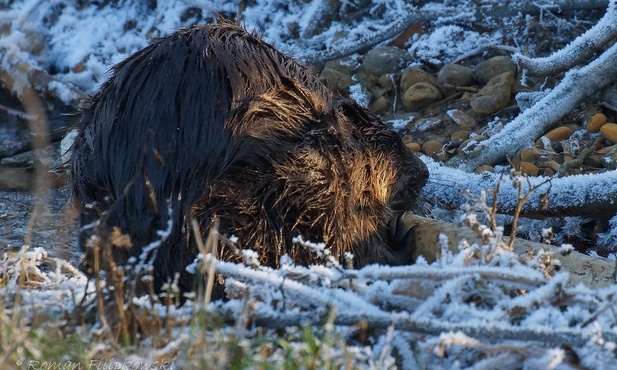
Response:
[[71, 19, 428, 297]]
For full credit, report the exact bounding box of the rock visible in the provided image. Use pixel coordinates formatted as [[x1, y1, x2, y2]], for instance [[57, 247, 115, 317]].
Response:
[[446, 109, 476, 129], [519, 147, 539, 163], [600, 123, 617, 143], [458, 135, 487, 154], [368, 96, 388, 114], [324, 55, 360, 75], [520, 161, 539, 176], [403, 82, 442, 111], [543, 167, 556, 176], [597, 144, 617, 154], [474, 165, 494, 174], [72, 62, 86, 73], [320, 67, 354, 91], [401, 67, 438, 94], [410, 117, 444, 132], [437, 63, 475, 87], [378, 74, 394, 89], [602, 153, 617, 170], [422, 140, 443, 157], [544, 126, 572, 141], [536, 126, 573, 145], [354, 69, 380, 94], [362, 47, 412, 77], [469, 72, 514, 115], [473, 56, 516, 85], [537, 160, 561, 172], [406, 142, 422, 152], [587, 113, 607, 133], [450, 130, 470, 141]]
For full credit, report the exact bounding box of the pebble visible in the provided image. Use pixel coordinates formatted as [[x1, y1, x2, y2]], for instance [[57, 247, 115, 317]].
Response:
[[474, 165, 494, 174], [538, 160, 561, 172], [536, 126, 572, 144], [470, 72, 513, 115], [603, 153, 617, 170], [543, 168, 556, 176], [324, 56, 360, 75], [362, 47, 412, 77], [519, 161, 539, 176], [72, 62, 86, 73], [437, 63, 475, 87], [600, 123, 617, 143], [584, 154, 604, 168], [450, 130, 470, 141], [597, 144, 617, 154], [368, 96, 388, 114], [422, 140, 443, 157], [320, 67, 353, 91], [400, 67, 439, 93], [519, 147, 539, 163], [378, 74, 394, 89], [446, 109, 476, 129], [473, 56, 516, 85], [25, 31, 45, 55], [403, 82, 442, 111], [587, 113, 607, 133], [406, 142, 422, 152]]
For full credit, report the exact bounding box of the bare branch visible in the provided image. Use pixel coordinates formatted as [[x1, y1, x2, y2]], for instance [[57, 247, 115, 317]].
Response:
[[513, 0, 617, 76], [426, 160, 617, 217], [447, 41, 617, 171], [298, 0, 610, 65]]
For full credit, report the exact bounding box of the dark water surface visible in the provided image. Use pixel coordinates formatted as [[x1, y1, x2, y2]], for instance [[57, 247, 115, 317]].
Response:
[[0, 186, 80, 264]]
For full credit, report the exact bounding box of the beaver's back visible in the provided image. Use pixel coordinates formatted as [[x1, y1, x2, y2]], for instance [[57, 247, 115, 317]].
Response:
[[70, 19, 428, 297]]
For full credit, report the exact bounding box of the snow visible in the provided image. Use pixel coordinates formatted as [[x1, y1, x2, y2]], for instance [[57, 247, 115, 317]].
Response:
[[424, 156, 617, 217], [451, 0, 617, 170], [512, 0, 617, 75], [349, 82, 370, 108], [407, 25, 500, 66]]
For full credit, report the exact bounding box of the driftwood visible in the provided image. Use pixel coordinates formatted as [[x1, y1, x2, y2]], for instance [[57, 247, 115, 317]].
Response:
[[424, 160, 617, 218], [401, 214, 615, 288], [210, 211, 617, 352]]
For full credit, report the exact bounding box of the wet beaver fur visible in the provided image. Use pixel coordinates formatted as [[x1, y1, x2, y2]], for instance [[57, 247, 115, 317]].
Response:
[[71, 19, 428, 298]]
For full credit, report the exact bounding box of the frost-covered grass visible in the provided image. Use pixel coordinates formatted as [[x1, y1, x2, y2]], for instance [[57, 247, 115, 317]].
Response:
[[0, 247, 396, 369], [2, 196, 617, 369]]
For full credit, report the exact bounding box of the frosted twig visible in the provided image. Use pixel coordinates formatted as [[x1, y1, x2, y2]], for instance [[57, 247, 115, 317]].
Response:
[[448, 3, 617, 171], [212, 258, 386, 315], [555, 136, 604, 177], [218, 307, 617, 347], [513, 0, 617, 76], [298, 0, 610, 65], [343, 265, 545, 289], [425, 160, 617, 217]]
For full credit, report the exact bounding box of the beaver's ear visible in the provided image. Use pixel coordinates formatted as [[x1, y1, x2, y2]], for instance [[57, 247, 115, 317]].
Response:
[[338, 100, 398, 141], [339, 100, 381, 129]]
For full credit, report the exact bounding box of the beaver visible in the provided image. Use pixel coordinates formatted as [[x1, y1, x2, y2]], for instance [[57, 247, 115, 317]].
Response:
[[70, 18, 428, 299]]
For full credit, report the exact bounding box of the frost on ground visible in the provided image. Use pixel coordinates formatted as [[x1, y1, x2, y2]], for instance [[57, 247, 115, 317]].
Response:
[[2, 215, 617, 368]]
